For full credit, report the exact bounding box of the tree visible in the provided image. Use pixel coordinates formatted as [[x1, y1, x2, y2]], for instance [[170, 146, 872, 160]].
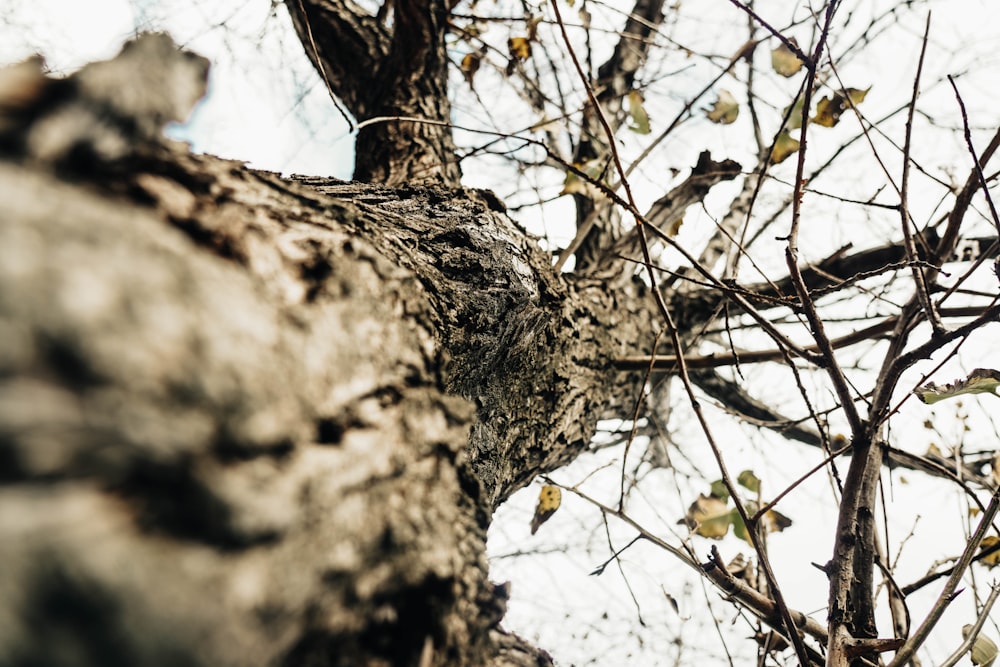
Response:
[[1, 1, 999, 666]]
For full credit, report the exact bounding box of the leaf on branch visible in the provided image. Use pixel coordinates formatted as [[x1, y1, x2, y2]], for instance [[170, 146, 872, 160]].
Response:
[[731, 502, 792, 545], [760, 508, 793, 534], [913, 368, 1000, 404], [530, 485, 562, 535], [684, 494, 733, 539], [782, 96, 807, 131], [770, 130, 800, 164], [461, 52, 481, 87], [505, 36, 532, 76], [709, 479, 729, 502], [560, 157, 607, 198], [626, 90, 651, 134], [706, 89, 739, 124], [812, 87, 870, 128], [978, 536, 1000, 568], [771, 40, 804, 77], [737, 469, 761, 494], [963, 624, 999, 667], [508, 36, 531, 62]]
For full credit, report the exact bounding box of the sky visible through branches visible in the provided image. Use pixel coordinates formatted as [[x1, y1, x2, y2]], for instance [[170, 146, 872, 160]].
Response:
[[4, 1, 1000, 664]]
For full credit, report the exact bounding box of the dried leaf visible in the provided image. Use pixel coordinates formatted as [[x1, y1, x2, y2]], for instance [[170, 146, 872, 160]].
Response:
[[771, 130, 800, 164], [771, 40, 803, 77], [706, 89, 739, 124], [761, 509, 793, 534], [963, 625, 999, 667], [663, 590, 680, 615], [508, 36, 531, 61], [914, 368, 1000, 404], [530, 485, 562, 535], [812, 87, 870, 128], [979, 536, 1000, 568], [460, 52, 481, 87], [685, 493, 732, 539], [732, 503, 792, 545], [626, 90, 651, 134]]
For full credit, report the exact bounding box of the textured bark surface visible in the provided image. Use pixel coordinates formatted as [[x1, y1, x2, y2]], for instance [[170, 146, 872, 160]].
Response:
[[0, 35, 657, 667]]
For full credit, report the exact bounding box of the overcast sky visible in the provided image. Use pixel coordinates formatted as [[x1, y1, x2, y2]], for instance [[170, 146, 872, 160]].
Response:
[[3, 1, 1000, 664]]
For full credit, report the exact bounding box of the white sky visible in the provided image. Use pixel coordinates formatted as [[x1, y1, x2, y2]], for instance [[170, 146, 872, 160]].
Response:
[[0, 0, 355, 177], [3, 1, 1000, 665]]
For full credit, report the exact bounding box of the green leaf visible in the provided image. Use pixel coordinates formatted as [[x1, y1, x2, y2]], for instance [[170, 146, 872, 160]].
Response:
[[771, 130, 799, 164], [914, 369, 1000, 404], [626, 90, 651, 134], [782, 96, 806, 131], [771, 41, 803, 77], [737, 470, 761, 494], [709, 479, 729, 501], [812, 87, 870, 128], [730, 509, 749, 542], [706, 89, 739, 124]]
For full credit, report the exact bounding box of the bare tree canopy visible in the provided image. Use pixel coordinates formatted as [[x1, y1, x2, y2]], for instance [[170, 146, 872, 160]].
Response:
[[1, 1, 1000, 666]]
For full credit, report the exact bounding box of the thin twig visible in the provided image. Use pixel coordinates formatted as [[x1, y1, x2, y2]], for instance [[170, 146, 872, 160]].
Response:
[[889, 487, 1000, 666], [897, 15, 945, 336], [937, 583, 1000, 667]]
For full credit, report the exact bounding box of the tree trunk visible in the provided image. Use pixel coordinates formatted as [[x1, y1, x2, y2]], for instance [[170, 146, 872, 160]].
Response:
[[0, 35, 656, 666]]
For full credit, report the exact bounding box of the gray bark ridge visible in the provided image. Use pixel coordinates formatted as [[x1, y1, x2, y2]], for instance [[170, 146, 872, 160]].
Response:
[[0, 35, 655, 666]]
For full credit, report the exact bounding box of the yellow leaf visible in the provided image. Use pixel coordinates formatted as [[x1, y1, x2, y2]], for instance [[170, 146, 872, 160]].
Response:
[[685, 494, 733, 539], [460, 52, 481, 87], [771, 41, 803, 77], [771, 130, 799, 164], [530, 485, 562, 535], [706, 89, 739, 124], [979, 535, 1000, 568], [626, 90, 651, 134], [508, 36, 531, 62]]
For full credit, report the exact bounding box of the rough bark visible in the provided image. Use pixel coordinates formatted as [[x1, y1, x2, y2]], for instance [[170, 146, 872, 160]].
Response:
[[0, 35, 656, 666]]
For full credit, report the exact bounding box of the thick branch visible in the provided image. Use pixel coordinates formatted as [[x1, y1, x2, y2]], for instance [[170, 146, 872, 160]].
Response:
[[286, 0, 461, 185]]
